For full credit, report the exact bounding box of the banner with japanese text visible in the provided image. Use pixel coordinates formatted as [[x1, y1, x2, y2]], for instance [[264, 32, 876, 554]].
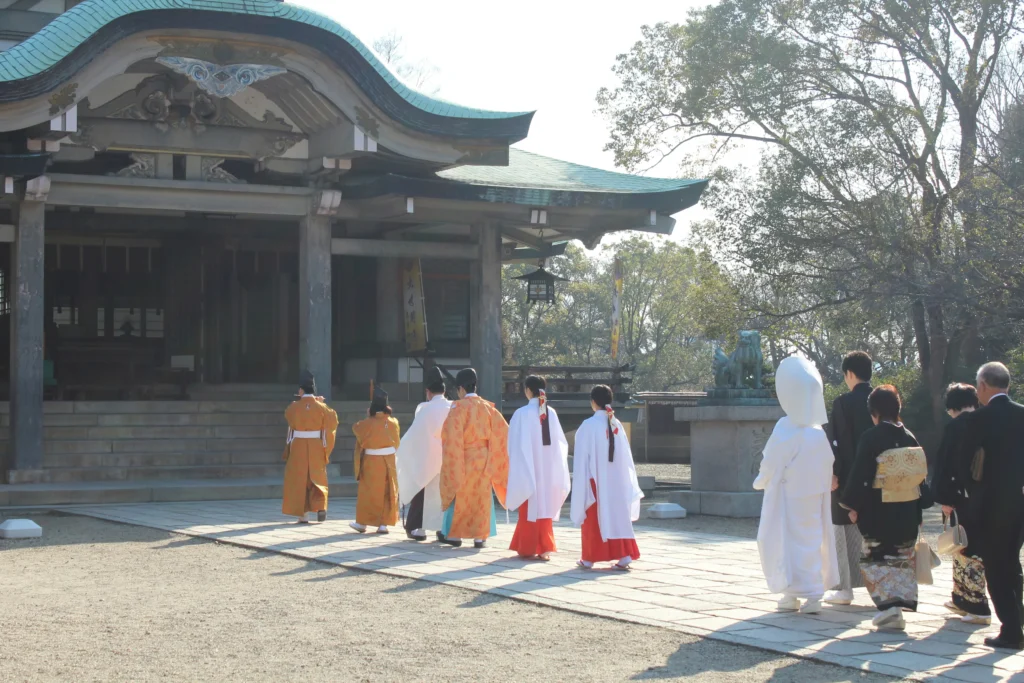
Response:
[[402, 258, 428, 353]]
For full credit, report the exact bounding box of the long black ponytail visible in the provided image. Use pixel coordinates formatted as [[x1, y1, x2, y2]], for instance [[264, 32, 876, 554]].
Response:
[[591, 385, 617, 462]]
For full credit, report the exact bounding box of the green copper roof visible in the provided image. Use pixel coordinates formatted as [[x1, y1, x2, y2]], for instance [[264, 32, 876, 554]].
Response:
[[0, 0, 529, 122], [439, 148, 706, 194]]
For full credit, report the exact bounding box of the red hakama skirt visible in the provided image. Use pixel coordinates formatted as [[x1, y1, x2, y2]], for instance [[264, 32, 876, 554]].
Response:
[[581, 480, 640, 563], [509, 500, 557, 557]]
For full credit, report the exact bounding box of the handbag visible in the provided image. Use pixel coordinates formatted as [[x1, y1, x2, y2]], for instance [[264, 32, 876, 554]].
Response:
[[937, 510, 968, 555], [915, 530, 940, 585]]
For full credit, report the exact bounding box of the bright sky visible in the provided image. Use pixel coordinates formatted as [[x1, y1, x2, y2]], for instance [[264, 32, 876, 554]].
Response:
[[292, 0, 713, 239]]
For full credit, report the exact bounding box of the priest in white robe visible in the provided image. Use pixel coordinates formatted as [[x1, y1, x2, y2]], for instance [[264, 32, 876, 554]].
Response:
[[506, 376, 571, 560], [570, 385, 643, 570], [396, 367, 451, 542], [754, 355, 840, 613]]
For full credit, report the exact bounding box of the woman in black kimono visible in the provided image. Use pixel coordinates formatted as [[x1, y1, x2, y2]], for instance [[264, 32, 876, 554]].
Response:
[[933, 383, 991, 624], [840, 385, 931, 630]]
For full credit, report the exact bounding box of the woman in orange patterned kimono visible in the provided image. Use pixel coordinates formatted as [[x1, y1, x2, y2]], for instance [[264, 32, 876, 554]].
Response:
[[282, 371, 339, 523], [351, 386, 401, 534], [439, 368, 509, 549]]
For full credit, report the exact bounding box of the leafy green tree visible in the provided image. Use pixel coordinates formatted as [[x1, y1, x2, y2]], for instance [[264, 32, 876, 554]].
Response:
[[598, 0, 1023, 428], [502, 238, 740, 392]]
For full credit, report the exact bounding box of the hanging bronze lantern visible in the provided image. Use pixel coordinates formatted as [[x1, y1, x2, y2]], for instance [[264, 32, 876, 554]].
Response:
[[513, 267, 568, 304]]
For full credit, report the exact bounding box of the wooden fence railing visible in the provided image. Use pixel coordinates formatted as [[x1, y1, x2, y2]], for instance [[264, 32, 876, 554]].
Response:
[[501, 364, 632, 401]]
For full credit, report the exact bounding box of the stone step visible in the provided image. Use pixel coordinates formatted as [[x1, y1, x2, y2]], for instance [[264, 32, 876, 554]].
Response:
[[41, 450, 357, 469], [0, 476, 360, 507], [0, 400, 419, 416], [2, 434, 359, 455], [25, 463, 345, 483]]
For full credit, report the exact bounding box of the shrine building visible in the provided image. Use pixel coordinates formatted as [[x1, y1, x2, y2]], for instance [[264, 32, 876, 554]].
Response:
[[0, 0, 707, 503]]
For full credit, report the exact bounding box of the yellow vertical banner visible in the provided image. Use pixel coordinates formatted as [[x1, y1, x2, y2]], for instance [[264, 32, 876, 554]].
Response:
[[402, 258, 428, 353], [610, 257, 623, 361]]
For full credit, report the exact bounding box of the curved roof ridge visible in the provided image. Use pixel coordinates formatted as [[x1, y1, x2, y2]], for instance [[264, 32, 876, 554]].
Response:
[[0, 0, 532, 122], [438, 147, 708, 194]]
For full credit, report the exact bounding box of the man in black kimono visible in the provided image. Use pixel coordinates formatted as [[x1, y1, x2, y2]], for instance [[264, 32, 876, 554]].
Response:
[[963, 362, 1024, 651], [825, 351, 874, 605]]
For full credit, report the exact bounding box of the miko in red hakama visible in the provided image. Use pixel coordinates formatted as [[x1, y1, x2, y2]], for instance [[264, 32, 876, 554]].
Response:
[[570, 406, 644, 569], [509, 500, 558, 558], [581, 480, 640, 563]]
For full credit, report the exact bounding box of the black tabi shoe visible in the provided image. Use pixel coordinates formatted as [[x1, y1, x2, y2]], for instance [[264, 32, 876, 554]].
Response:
[[406, 531, 427, 542], [436, 531, 462, 548], [473, 540, 486, 549], [984, 636, 1024, 651], [317, 510, 327, 523]]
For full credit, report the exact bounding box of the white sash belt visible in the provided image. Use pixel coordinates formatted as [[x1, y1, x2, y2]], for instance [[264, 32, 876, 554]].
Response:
[[364, 447, 396, 456], [286, 428, 327, 446]]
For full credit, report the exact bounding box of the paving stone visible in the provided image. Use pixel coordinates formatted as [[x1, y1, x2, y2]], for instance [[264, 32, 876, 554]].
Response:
[[60, 498, 1015, 683]]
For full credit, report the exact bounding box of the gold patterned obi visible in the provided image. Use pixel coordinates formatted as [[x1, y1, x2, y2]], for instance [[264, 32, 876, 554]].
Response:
[[873, 446, 928, 503]]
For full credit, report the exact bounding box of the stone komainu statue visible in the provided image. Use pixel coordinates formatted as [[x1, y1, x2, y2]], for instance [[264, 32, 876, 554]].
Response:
[[713, 331, 764, 389]]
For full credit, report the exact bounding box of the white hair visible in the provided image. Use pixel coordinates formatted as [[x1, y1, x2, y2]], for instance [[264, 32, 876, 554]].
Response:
[[977, 362, 1011, 390]]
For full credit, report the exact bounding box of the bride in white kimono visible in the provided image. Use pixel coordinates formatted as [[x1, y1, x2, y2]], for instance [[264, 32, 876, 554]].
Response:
[[754, 355, 840, 613]]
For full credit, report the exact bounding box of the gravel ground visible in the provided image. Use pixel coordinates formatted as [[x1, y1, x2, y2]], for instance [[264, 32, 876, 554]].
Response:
[[0, 514, 893, 683]]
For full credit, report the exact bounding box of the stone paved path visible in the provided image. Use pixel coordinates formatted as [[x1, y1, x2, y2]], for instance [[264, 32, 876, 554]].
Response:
[[65, 500, 1024, 682]]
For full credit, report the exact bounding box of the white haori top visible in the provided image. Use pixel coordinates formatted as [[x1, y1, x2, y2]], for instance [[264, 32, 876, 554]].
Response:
[[570, 411, 643, 541], [754, 355, 839, 594], [506, 398, 571, 521], [396, 394, 451, 505]]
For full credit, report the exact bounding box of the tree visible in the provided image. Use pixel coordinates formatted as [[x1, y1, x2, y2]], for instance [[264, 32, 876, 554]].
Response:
[[598, 0, 1023, 428], [372, 31, 441, 95], [501, 239, 741, 392]]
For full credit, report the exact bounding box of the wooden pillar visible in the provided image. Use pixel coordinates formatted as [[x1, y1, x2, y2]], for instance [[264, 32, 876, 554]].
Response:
[[8, 180, 47, 479], [299, 193, 336, 399], [470, 222, 502, 408]]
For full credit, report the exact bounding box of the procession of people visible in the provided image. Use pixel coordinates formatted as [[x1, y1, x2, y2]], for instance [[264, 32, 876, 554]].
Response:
[[283, 355, 1023, 651], [752, 352, 1023, 649]]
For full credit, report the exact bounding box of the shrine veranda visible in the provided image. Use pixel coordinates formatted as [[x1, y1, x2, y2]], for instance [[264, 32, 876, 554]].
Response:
[[0, 0, 706, 494]]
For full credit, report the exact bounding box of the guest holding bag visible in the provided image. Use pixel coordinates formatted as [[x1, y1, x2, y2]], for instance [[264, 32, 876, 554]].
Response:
[[934, 383, 991, 625]]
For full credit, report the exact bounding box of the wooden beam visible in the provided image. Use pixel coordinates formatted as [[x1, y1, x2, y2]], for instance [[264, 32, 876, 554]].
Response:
[[501, 226, 547, 250], [501, 242, 568, 263], [46, 174, 314, 216], [351, 195, 415, 220], [307, 121, 378, 157], [331, 237, 479, 260]]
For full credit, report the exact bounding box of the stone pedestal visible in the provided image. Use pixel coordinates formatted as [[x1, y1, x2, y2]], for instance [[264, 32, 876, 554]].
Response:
[[671, 404, 783, 517]]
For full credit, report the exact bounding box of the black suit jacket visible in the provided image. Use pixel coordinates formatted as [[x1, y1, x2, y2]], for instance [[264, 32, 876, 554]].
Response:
[[962, 395, 1024, 522], [828, 382, 874, 524], [933, 413, 973, 510]]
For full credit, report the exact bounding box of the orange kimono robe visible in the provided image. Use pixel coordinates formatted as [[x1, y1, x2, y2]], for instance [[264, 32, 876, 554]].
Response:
[[282, 397, 339, 517], [352, 413, 401, 527], [440, 396, 510, 540]]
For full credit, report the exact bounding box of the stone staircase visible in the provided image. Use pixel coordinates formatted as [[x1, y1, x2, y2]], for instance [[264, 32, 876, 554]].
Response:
[[0, 395, 417, 507]]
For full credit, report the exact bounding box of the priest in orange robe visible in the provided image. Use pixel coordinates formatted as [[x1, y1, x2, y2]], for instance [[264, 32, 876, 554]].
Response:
[[282, 371, 339, 523], [439, 368, 510, 549], [351, 385, 401, 534]]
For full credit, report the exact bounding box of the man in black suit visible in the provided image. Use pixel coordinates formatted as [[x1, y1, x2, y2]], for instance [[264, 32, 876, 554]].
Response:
[[965, 362, 1024, 650], [824, 351, 875, 605]]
